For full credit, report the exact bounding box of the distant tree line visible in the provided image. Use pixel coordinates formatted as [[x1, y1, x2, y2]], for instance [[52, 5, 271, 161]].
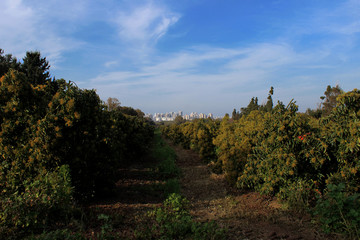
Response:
[[305, 85, 343, 118], [232, 86, 274, 120], [231, 85, 344, 120]]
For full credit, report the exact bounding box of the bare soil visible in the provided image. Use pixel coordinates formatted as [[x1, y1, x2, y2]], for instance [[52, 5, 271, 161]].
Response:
[[168, 140, 339, 240], [85, 161, 165, 239], [86, 139, 341, 240]]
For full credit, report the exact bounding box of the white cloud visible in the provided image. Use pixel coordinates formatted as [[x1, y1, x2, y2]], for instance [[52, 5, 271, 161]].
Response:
[[89, 29, 359, 115], [2, 0, 357, 115], [104, 61, 118, 68], [115, 2, 180, 47], [0, 0, 35, 55], [91, 71, 149, 83], [143, 47, 246, 74], [310, 0, 360, 35], [225, 43, 297, 71], [89, 42, 328, 113], [0, 0, 84, 64], [336, 21, 360, 35]]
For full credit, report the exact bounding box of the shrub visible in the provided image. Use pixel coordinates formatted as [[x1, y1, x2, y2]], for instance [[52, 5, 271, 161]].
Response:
[[161, 87, 360, 237], [161, 118, 219, 163], [0, 165, 73, 236], [136, 193, 226, 240], [213, 110, 265, 184], [314, 183, 360, 238], [163, 179, 181, 196], [25, 229, 86, 240], [0, 50, 155, 237]]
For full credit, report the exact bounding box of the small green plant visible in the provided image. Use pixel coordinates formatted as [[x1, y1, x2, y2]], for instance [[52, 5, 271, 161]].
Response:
[[163, 178, 181, 196], [280, 179, 315, 213], [0, 165, 74, 236], [25, 229, 86, 240], [314, 183, 360, 238], [152, 134, 180, 178], [98, 214, 113, 236], [96, 214, 120, 240], [136, 193, 226, 240], [156, 156, 180, 178]]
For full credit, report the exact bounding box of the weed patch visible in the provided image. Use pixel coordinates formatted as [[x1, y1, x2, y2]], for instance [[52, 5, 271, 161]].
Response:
[[135, 193, 226, 240], [152, 130, 180, 178], [314, 183, 360, 238]]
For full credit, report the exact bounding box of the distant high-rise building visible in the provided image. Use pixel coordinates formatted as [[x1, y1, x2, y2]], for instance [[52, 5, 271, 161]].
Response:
[[146, 110, 216, 122], [199, 113, 206, 119]]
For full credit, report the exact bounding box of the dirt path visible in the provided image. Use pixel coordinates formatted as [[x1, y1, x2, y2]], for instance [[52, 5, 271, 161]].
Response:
[[168, 141, 337, 240], [86, 162, 165, 239]]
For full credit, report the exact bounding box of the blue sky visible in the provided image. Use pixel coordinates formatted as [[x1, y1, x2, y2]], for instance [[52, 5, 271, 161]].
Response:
[[1, 0, 360, 116]]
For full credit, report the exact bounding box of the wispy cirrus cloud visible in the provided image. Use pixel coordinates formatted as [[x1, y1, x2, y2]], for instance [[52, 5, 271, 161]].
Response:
[[114, 2, 180, 51], [104, 61, 118, 68], [0, 0, 84, 64], [90, 42, 333, 113], [0, 0, 36, 56], [324, 0, 360, 35], [2, 0, 359, 115], [285, 0, 360, 40]]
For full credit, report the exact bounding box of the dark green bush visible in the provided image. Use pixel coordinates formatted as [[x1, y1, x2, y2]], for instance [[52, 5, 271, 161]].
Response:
[[0, 165, 73, 236], [314, 183, 360, 238], [136, 193, 226, 240]]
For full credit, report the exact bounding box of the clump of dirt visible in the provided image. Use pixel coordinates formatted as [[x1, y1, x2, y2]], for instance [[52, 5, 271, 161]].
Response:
[[168, 141, 339, 240]]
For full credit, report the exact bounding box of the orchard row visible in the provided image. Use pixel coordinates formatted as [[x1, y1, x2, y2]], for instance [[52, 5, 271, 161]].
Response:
[[162, 89, 360, 202], [0, 50, 154, 235]]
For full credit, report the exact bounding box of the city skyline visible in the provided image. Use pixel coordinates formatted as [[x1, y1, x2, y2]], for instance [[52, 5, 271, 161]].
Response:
[[145, 110, 219, 122]]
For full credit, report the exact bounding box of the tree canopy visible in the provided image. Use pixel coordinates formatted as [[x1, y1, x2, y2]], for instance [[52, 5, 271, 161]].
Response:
[[320, 85, 343, 116]]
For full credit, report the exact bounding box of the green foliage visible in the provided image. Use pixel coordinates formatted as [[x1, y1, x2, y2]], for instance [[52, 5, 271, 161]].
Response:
[[232, 87, 274, 120], [96, 214, 119, 240], [263, 86, 274, 112], [151, 130, 181, 197], [314, 183, 360, 238], [25, 229, 86, 240], [231, 108, 240, 120], [240, 97, 259, 117], [136, 193, 226, 240], [161, 118, 219, 163], [0, 49, 21, 77], [318, 89, 360, 192], [163, 178, 181, 196], [105, 97, 121, 111], [25, 213, 118, 240], [157, 156, 180, 178], [152, 130, 180, 178], [238, 100, 317, 197], [21, 51, 50, 86], [305, 107, 323, 118], [0, 50, 154, 237], [0, 165, 73, 237], [283, 179, 317, 211], [213, 110, 265, 184], [162, 86, 360, 237], [321, 85, 343, 116], [174, 115, 186, 125]]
